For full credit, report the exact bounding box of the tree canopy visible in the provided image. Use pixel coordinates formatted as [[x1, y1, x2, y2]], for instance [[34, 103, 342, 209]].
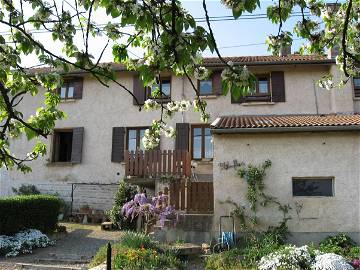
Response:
[[0, 0, 358, 171]]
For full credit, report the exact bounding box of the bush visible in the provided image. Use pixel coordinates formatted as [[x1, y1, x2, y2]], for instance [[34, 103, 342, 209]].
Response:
[[319, 234, 357, 258], [90, 232, 183, 269], [12, 184, 40, 196], [107, 182, 137, 230], [120, 231, 156, 249], [0, 229, 53, 257], [113, 247, 184, 270], [0, 195, 61, 235]]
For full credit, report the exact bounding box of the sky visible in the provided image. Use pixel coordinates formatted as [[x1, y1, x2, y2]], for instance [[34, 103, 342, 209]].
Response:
[[0, 0, 323, 67]]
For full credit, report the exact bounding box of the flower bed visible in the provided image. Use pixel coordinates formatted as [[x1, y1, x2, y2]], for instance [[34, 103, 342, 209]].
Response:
[[90, 231, 184, 270], [0, 229, 53, 257]]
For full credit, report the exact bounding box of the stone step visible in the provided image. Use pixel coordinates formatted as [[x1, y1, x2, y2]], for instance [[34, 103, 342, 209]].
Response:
[[15, 263, 86, 270]]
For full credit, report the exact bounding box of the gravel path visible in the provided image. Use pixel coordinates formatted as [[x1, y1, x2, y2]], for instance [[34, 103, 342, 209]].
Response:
[[0, 223, 124, 270]]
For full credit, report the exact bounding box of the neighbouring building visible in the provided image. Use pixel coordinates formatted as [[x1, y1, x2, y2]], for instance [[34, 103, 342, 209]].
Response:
[[1, 51, 359, 244]]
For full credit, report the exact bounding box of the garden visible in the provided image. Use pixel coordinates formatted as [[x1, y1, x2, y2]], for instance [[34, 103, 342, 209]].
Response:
[[88, 160, 360, 269]]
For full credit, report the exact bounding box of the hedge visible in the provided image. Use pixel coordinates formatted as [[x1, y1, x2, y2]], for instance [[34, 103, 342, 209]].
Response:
[[0, 195, 61, 235]]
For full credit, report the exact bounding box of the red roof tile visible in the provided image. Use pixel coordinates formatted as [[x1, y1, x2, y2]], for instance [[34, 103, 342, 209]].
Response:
[[203, 54, 334, 66], [27, 54, 334, 74], [211, 114, 360, 132]]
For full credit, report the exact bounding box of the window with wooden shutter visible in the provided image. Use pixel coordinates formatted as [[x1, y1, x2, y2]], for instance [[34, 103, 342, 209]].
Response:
[[126, 127, 148, 151], [271, 71, 285, 102], [111, 127, 125, 162], [191, 124, 213, 160], [353, 77, 360, 98], [197, 71, 222, 96], [58, 77, 83, 100], [148, 77, 171, 100], [175, 123, 189, 151], [51, 127, 84, 163], [71, 127, 84, 163], [133, 75, 145, 105], [231, 75, 271, 103]]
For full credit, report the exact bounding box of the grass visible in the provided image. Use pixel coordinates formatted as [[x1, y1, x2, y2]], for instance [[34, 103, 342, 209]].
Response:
[[89, 242, 125, 268]]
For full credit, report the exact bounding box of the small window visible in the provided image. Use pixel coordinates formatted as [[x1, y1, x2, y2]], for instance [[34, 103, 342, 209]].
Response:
[[191, 125, 213, 159], [53, 130, 73, 162], [198, 80, 213, 95], [246, 75, 270, 101], [58, 78, 82, 100], [353, 77, 360, 98], [127, 127, 148, 151], [149, 77, 171, 99], [292, 178, 334, 197]]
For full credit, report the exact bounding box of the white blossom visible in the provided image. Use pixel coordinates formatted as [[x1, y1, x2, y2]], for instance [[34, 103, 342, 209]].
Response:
[[311, 253, 354, 270], [0, 229, 53, 257], [143, 99, 161, 111]]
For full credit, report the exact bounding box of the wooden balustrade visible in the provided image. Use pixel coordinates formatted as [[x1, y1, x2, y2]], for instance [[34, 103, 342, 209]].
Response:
[[125, 150, 191, 178]]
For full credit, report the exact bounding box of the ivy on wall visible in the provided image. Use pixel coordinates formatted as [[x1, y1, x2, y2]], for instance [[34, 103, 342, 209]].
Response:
[[221, 160, 293, 233]]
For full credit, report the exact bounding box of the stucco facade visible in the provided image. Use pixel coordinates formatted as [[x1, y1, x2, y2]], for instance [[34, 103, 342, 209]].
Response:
[[212, 131, 360, 243], [0, 56, 359, 241]]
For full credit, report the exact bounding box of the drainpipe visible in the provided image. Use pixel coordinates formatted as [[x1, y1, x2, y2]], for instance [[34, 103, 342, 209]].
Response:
[[313, 79, 319, 114], [181, 76, 185, 123]]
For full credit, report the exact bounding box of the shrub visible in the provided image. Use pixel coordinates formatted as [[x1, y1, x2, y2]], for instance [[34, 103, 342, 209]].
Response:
[[12, 184, 40, 195], [0, 229, 53, 257], [113, 247, 184, 270], [120, 231, 156, 249], [205, 248, 243, 270], [0, 195, 61, 235], [319, 234, 357, 257], [107, 182, 137, 230]]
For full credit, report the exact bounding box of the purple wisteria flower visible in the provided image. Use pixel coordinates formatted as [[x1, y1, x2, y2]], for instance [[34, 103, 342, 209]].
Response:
[[122, 192, 177, 232]]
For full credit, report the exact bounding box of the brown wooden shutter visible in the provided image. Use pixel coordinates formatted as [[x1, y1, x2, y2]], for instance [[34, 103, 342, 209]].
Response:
[[71, 127, 84, 163], [271, 71, 285, 102], [133, 75, 145, 105], [175, 123, 189, 150], [212, 71, 223, 95], [111, 127, 125, 162], [73, 78, 83, 99]]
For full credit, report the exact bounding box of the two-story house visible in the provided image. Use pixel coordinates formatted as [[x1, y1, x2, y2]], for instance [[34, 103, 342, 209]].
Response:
[[0, 49, 359, 244]]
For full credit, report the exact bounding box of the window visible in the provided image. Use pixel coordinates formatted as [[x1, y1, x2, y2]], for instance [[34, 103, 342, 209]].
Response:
[[149, 77, 171, 99], [127, 127, 147, 151], [58, 78, 83, 100], [198, 79, 213, 95], [246, 75, 271, 101], [52, 130, 73, 162], [353, 77, 360, 98], [191, 125, 213, 159], [292, 178, 334, 197]]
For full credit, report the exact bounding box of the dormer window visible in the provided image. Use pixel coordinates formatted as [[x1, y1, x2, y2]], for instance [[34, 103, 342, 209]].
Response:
[[58, 77, 83, 100], [198, 80, 213, 95]]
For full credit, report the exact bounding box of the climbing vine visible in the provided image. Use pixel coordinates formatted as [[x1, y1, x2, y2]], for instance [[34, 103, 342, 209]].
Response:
[[221, 160, 292, 232]]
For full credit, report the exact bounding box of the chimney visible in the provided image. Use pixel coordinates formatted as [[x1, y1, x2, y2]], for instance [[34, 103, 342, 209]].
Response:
[[327, 44, 340, 59], [325, 3, 341, 59], [279, 45, 291, 57]]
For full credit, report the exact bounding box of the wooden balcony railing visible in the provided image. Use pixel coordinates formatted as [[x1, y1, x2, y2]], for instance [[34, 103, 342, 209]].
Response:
[[125, 150, 191, 178]]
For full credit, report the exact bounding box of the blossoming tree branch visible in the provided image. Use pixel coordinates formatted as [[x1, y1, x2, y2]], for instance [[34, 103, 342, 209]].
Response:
[[0, 0, 358, 171]]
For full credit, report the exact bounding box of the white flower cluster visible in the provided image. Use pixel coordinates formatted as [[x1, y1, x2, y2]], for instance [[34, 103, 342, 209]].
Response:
[[221, 65, 252, 88], [194, 66, 210, 80], [166, 100, 191, 113], [143, 99, 161, 111], [142, 120, 176, 150], [259, 246, 354, 270], [311, 253, 354, 270], [0, 229, 54, 257], [258, 245, 312, 270]]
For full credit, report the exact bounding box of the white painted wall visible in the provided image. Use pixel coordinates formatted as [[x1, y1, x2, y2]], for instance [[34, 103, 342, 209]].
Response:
[[1, 62, 357, 212], [212, 132, 360, 236]]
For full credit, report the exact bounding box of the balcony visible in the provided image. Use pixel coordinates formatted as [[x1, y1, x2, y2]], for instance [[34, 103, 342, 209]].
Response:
[[124, 150, 191, 179]]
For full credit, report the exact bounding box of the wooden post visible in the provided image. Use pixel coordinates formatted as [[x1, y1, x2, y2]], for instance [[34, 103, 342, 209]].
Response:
[[106, 242, 111, 270]]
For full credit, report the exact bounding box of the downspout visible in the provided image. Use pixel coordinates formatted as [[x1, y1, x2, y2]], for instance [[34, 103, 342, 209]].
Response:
[[181, 76, 185, 123], [313, 79, 319, 114]]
